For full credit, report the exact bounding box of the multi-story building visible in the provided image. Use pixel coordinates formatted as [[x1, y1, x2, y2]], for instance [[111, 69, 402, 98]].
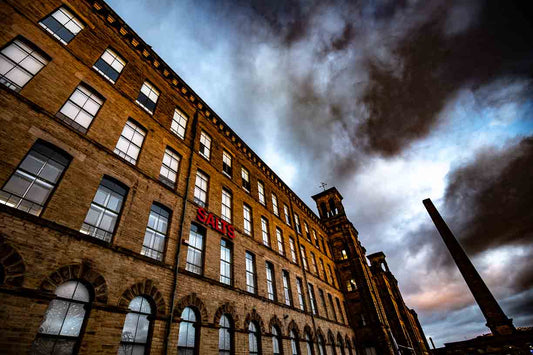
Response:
[[0, 0, 428, 354]]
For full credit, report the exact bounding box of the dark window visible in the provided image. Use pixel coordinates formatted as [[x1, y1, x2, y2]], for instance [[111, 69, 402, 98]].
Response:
[[328, 294, 337, 321], [93, 48, 125, 83], [219, 315, 232, 355], [319, 289, 328, 318], [136, 81, 159, 114], [220, 239, 232, 285], [141, 203, 171, 261], [57, 84, 104, 133], [39, 7, 84, 44], [319, 202, 327, 218], [0, 37, 49, 91], [178, 307, 199, 355], [31, 281, 91, 354], [118, 296, 153, 355], [0, 141, 70, 216], [245, 252, 256, 294], [318, 335, 326, 355], [308, 283, 318, 315], [80, 176, 128, 242], [305, 330, 314, 355], [336, 298, 345, 323], [186, 224, 205, 275], [266, 261, 276, 301]]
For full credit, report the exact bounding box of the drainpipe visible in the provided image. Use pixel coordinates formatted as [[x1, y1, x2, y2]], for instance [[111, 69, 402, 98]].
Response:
[[164, 109, 199, 354]]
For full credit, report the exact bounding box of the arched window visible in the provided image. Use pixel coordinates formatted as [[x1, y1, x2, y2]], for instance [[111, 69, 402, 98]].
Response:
[[248, 322, 260, 355], [317, 335, 326, 355], [338, 337, 346, 355], [219, 314, 232, 355], [319, 202, 327, 218], [32, 280, 91, 354], [290, 330, 300, 355], [304, 330, 314, 355], [346, 339, 353, 355], [118, 296, 153, 355], [178, 307, 199, 355], [272, 326, 282, 355]]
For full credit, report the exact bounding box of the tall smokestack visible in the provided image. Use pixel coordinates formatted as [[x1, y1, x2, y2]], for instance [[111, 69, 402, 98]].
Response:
[[422, 198, 515, 336]]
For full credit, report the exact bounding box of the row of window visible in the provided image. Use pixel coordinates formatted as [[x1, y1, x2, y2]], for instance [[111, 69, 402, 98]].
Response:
[[185, 223, 346, 323], [33, 279, 354, 355]]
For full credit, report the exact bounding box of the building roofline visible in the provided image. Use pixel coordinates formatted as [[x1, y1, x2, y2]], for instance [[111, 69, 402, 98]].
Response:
[[311, 187, 343, 201], [90, 0, 326, 228]]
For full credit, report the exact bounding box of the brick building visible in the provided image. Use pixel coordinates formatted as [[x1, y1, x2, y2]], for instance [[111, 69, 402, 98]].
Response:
[[0, 0, 429, 354]]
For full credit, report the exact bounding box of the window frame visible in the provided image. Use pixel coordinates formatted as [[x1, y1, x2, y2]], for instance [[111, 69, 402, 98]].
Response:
[[118, 296, 155, 355], [92, 47, 126, 84], [193, 170, 209, 207], [289, 237, 298, 264], [276, 227, 285, 256], [218, 314, 233, 355], [282, 270, 292, 306], [171, 107, 188, 139], [185, 223, 206, 275], [114, 118, 147, 165], [245, 251, 257, 294], [221, 188, 232, 223], [260, 216, 270, 247], [199, 131, 211, 160], [296, 277, 306, 311], [39, 6, 85, 45], [271, 193, 279, 216], [222, 150, 233, 178], [265, 261, 276, 301], [80, 175, 128, 242], [159, 146, 181, 188], [241, 167, 251, 192], [141, 203, 171, 261], [283, 204, 291, 225], [257, 181, 266, 206], [243, 203, 253, 236], [220, 238, 233, 286], [0, 36, 50, 92], [177, 307, 200, 355], [56, 82, 105, 134], [0, 140, 71, 216], [136, 80, 160, 115]]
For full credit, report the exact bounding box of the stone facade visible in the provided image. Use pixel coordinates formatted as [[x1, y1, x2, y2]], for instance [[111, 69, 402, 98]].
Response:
[[0, 0, 428, 354]]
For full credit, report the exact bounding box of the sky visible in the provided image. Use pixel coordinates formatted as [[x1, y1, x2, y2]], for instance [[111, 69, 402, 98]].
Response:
[[106, 0, 533, 347]]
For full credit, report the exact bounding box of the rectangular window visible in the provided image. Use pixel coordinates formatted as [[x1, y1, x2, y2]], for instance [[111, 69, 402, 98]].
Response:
[[328, 264, 335, 287], [282, 270, 292, 306], [296, 277, 305, 311], [171, 108, 187, 139], [319, 289, 328, 318], [283, 204, 291, 225], [193, 171, 208, 207], [276, 228, 284, 256], [336, 297, 345, 323], [320, 259, 327, 281], [241, 167, 250, 192], [261, 217, 270, 247], [321, 237, 328, 256], [221, 188, 232, 223], [328, 294, 337, 321], [257, 181, 265, 205], [186, 223, 205, 274], [57, 84, 104, 133], [271, 193, 279, 216], [222, 151, 232, 177], [243, 204, 252, 236], [308, 283, 317, 315], [136, 81, 159, 114], [300, 245, 308, 271], [304, 221, 310, 240], [245, 252, 256, 294], [114, 119, 146, 164], [294, 214, 301, 234], [289, 237, 297, 264], [313, 230, 319, 248], [0, 38, 49, 92], [220, 239, 232, 285], [346, 279, 357, 292], [39, 7, 84, 44], [159, 147, 180, 188], [141, 203, 170, 261], [80, 176, 127, 242], [93, 48, 125, 83], [341, 249, 348, 260], [199, 131, 211, 160], [266, 262, 276, 301], [0, 141, 70, 216], [310, 252, 318, 275]]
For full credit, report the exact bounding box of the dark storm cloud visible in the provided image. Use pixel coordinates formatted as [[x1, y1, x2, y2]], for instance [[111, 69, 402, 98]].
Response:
[[358, 0, 533, 156]]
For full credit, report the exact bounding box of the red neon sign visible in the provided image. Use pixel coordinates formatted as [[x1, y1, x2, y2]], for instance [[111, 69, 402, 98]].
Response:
[[196, 207, 236, 239]]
